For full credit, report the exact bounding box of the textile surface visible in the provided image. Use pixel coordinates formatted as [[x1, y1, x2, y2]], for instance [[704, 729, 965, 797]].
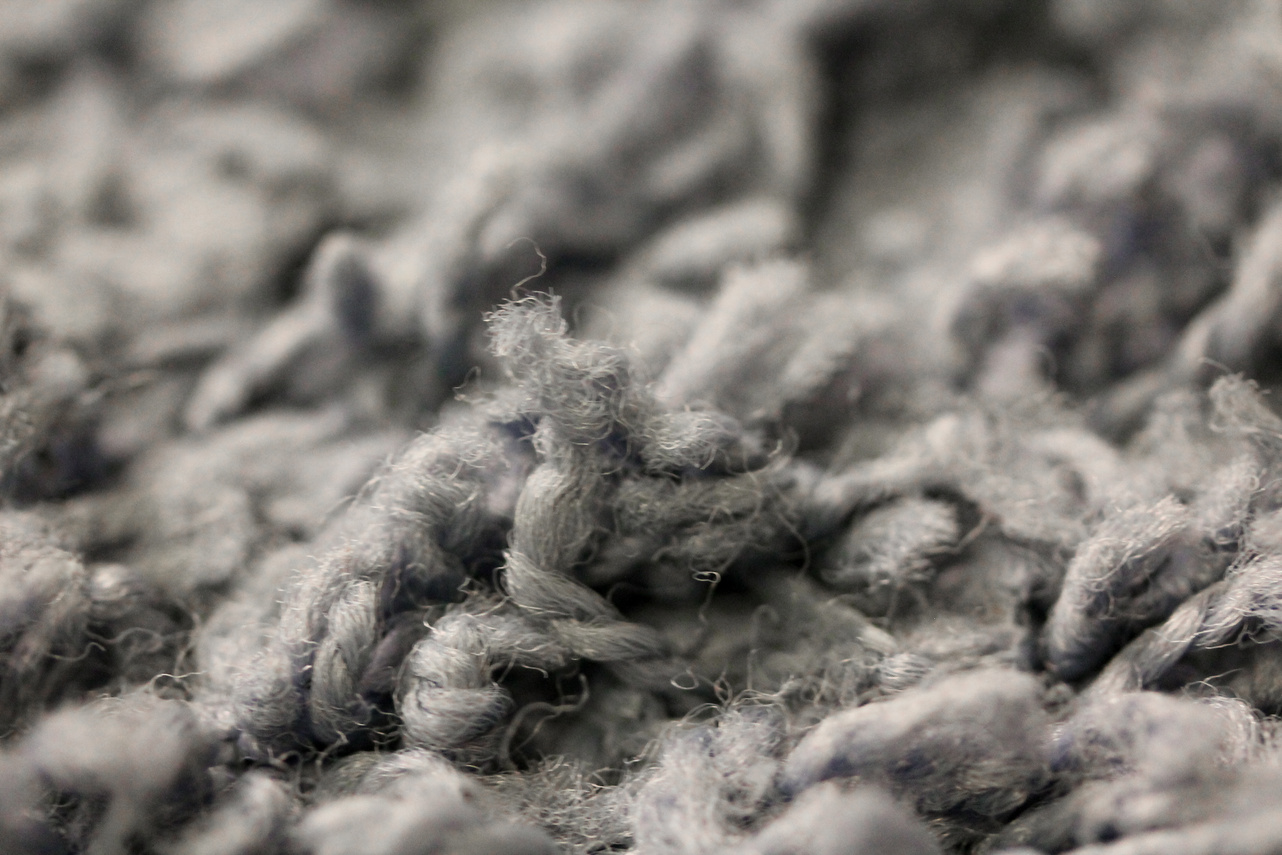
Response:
[[3, 1, 1282, 853]]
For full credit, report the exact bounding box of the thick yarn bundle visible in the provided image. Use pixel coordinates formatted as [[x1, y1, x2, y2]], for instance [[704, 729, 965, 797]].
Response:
[[8, 1, 1282, 853]]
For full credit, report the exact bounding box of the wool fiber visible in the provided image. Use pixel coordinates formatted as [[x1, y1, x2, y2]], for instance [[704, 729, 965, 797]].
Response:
[[10, 2, 1282, 855]]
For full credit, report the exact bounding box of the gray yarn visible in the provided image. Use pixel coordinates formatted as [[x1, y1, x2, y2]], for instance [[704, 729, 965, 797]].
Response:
[[1041, 485, 1239, 683], [0, 518, 92, 735], [164, 772, 294, 855], [229, 423, 509, 756], [781, 669, 1051, 832], [294, 780, 556, 855], [5, 696, 216, 855], [818, 496, 959, 614], [397, 606, 570, 759], [743, 784, 942, 855], [17, 2, 1282, 854], [631, 707, 785, 855], [992, 693, 1265, 853], [1089, 552, 1282, 698]]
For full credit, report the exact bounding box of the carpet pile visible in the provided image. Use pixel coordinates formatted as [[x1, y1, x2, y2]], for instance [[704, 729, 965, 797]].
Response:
[[3, 2, 1282, 854]]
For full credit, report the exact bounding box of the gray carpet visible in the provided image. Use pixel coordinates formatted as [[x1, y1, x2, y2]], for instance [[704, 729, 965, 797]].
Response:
[[2, 1, 1282, 853]]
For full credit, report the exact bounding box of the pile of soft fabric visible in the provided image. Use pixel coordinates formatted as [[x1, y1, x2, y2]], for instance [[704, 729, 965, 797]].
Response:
[[5, 1, 1282, 853]]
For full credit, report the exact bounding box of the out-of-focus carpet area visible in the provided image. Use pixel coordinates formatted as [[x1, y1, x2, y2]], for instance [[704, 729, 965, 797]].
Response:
[[5, 1, 1282, 853]]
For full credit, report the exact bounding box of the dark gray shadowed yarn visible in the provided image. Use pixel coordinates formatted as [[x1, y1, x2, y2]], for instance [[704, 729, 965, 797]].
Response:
[[12, 2, 1282, 855]]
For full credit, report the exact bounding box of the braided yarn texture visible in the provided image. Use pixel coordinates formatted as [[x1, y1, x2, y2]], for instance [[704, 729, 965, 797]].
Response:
[[8, 2, 1282, 854]]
